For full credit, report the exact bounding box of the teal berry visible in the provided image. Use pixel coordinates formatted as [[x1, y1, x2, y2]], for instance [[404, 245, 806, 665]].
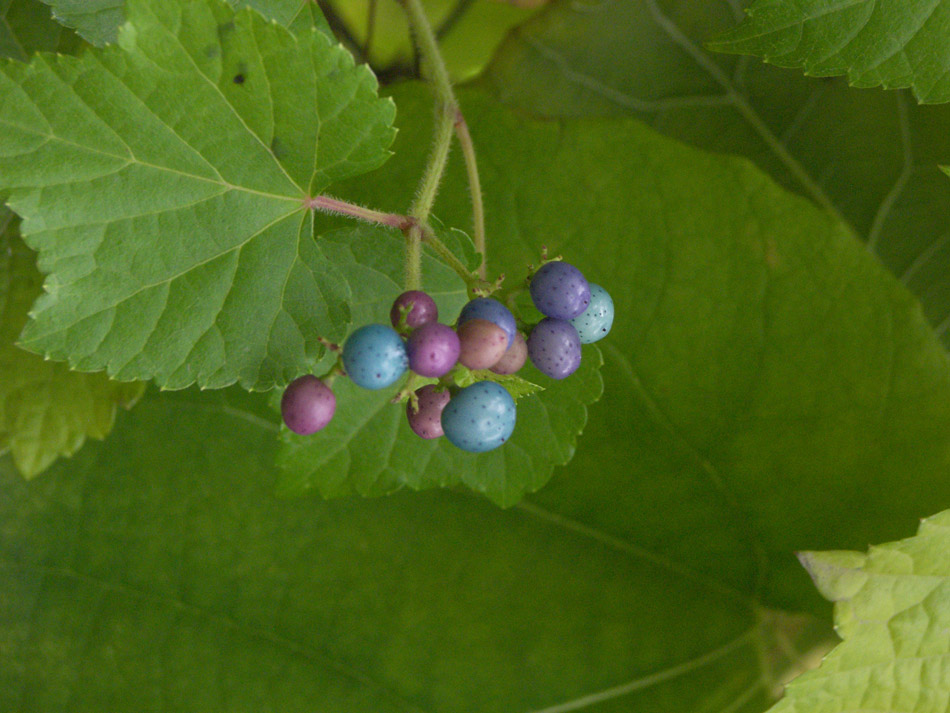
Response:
[[569, 283, 613, 343], [342, 324, 408, 390], [441, 382, 517, 453]]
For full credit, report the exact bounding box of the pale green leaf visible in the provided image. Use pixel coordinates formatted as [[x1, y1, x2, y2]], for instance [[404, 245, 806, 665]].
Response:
[[0, 0, 81, 60], [1, 0, 396, 390], [483, 0, 950, 348], [1, 386, 828, 711], [453, 365, 544, 400], [709, 0, 950, 104], [0, 210, 143, 478], [768, 511, 950, 713], [39, 0, 331, 46]]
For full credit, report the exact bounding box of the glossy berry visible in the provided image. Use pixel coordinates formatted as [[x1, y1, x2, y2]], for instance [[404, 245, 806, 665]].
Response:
[[570, 283, 614, 343], [390, 290, 438, 330], [407, 385, 451, 439], [441, 381, 517, 453], [281, 375, 336, 435], [457, 318, 508, 370], [406, 322, 460, 377], [342, 324, 408, 390], [530, 261, 591, 320], [528, 318, 582, 379], [490, 332, 527, 375], [457, 298, 517, 348]]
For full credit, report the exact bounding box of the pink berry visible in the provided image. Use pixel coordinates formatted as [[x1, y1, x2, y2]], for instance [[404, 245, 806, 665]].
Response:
[[407, 385, 451, 439], [490, 332, 527, 375], [281, 375, 336, 434], [457, 318, 508, 370]]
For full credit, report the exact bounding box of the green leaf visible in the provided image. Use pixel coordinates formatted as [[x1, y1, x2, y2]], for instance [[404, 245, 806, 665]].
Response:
[[0, 387, 828, 711], [483, 0, 950, 348], [452, 365, 544, 400], [0, 210, 143, 478], [276, 224, 601, 507], [0, 0, 82, 60], [39, 0, 331, 46], [1, 0, 396, 390], [708, 0, 950, 104], [332, 83, 950, 608], [767, 511, 950, 713]]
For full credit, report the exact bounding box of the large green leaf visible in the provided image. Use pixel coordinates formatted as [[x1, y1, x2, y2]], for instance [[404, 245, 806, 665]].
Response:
[[0, 387, 827, 712], [332, 83, 950, 611], [483, 0, 950, 348], [767, 510, 950, 713], [276, 225, 602, 507], [709, 0, 950, 104], [38, 0, 331, 46], [1, 0, 396, 390], [0, 211, 143, 478], [1, 0, 81, 60]]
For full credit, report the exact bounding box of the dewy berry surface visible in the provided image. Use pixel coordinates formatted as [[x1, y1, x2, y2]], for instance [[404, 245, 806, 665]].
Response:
[[406, 322, 460, 377], [528, 318, 582, 379], [407, 385, 451, 439], [342, 324, 408, 389], [570, 283, 614, 343], [390, 290, 438, 330], [457, 298, 517, 348], [281, 375, 336, 435], [490, 332, 527, 375], [457, 318, 509, 370], [530, 261, 591, 320], [441, 381, 517, 453]]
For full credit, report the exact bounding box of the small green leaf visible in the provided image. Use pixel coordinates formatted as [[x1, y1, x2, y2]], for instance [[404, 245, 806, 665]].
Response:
[[452, 365, 543, 400], [0, 210, 143, 478], [769, 511, 950, 713], [709, 0, 950, 104], [39, 0, 331, 46], [2, 0, 396, 390]]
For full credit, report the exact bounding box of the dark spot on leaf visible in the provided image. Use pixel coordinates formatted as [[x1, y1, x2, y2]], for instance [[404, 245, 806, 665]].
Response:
[[205, 44, 220, 59], [270, 136, 288, 160], [233, 73, 245, 85]]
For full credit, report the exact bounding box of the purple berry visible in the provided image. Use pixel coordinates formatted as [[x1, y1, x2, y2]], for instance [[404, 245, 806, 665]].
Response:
[[281, 375, 336, 435], [390, 290, 438, 330], [406, 322, 460, 377], [458, 318, 509, 370], [528, 318, 582, 379], [407, 385, 451, 439], [530, 261, 591, 320], [457, 298, 517, 348], [490, 332, 527, 375]]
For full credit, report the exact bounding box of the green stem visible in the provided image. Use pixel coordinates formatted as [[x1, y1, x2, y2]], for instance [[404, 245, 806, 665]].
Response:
[[417, 222, 479, 292], [454, 110, 486, 278], [405, 224, 423, 290]]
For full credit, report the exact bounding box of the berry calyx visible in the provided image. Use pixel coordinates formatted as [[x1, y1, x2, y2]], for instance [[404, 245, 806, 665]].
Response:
[[441, 381, 517, 453], [457, 297, 517, 348], [342, 324, 408, 390], [406, 385, 451, 439], [527, 318, 582, 379], [490, 332, 527, 375], [457, 318, 508, 370], [281, 375, 336, 435], [570, 283, 614, 343], [390, 290, 438, 331], [530, 261, 591, 320], [406, 322, 460, 377]]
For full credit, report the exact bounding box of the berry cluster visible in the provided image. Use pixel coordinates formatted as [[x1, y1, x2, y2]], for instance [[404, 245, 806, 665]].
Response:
[[281, 260, 613, 453]]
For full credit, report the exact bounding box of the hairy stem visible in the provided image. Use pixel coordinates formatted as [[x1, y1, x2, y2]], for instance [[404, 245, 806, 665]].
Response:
[[405, 224, 423, 290], [306, 195, 411, 230], [454, 110, 486, 278], [418, 222, 479, 291]]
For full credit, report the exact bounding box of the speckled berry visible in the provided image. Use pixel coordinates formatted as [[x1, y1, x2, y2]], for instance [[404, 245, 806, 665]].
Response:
[[281, 375, 336, 435], [406, 322, 460, 377], [530, 261, 591, 320], [490, 332, 527, 375], [528, 318, 582, 379], [441, 381, 517, 453], [457, 298, 517, 348], [457, 318, 509, 370], [570, 283, 614, 343], [390, 290, 438, 330], [407, 385, 451, 439], [342, 324, 408, 390]]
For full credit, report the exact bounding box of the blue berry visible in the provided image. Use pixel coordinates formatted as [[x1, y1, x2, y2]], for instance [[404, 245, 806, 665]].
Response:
[[570, 284, 614, 343], [342, 324, 408, 389], [457, 298, 517, 349], [527, 318, 581, 379], [530, 261, 591, 320], [441, 382, 517, 453]]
